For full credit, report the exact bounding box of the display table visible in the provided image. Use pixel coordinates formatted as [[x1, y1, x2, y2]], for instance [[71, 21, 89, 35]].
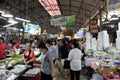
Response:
[[0, 64, 33, 80], [10, 65, 27, 75], [22, 68, 41, 80], [84, 51, 118, 79], [7, 74, 18, 80]]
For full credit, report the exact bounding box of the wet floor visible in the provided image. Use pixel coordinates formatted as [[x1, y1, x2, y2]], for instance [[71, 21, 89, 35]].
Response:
[[56, 68, 89, 80]]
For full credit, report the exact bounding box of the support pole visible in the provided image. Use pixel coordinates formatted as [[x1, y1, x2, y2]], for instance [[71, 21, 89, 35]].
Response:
[[99, 9, 102, 31]]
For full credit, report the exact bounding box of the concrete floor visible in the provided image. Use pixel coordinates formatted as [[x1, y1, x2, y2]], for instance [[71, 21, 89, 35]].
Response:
[[55, 68, 89, 80]]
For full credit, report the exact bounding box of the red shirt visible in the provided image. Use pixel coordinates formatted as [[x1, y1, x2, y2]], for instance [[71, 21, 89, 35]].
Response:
[[0, 43, 8, 59], [24, 50, 35, 60]]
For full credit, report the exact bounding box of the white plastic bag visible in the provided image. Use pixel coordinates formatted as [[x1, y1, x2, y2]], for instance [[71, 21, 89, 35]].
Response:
[[53, 77, 56, 80], [91, 73, 103, 80]]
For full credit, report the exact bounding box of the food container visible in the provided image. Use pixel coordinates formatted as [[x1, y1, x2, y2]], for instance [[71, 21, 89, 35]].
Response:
[[98, 68, 116, 74]]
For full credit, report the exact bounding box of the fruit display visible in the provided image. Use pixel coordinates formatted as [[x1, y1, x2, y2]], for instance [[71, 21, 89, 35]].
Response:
[[11, 54, 22, 59]]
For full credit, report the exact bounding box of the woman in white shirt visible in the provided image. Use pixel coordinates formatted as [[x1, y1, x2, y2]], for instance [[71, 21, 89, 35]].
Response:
[[68, 41, 83, 80]]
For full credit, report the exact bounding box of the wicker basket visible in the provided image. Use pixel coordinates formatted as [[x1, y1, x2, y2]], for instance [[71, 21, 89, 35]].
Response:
[[98, 68, 116, 74]]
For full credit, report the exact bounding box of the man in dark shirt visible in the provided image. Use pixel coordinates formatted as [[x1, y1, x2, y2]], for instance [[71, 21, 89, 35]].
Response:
[[57, 38, 69, 78]]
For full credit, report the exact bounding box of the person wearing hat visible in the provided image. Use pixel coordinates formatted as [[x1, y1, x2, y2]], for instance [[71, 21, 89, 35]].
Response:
[[0, 37, 8, 59], [38, 42, 55, 80]]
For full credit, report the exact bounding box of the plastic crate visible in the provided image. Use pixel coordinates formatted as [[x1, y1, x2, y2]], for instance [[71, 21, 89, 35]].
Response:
[[98, 68, 116, 74], [103, 74, 120, 80]]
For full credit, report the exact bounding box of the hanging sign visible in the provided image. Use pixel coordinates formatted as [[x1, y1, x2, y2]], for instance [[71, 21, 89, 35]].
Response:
[[24, 24, 41, 35], [89, 19, 99, 33], [50, 15, 75, 27]]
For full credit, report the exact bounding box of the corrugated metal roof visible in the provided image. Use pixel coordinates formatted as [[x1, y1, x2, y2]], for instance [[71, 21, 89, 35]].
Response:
[[0, 0, 106, 33]]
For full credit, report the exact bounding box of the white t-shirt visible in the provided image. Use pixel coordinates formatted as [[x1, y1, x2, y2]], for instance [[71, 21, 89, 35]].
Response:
[[68, 48, 83, 71]]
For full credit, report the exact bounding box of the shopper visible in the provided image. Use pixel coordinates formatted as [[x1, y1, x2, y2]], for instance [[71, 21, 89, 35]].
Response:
[[31, 38, 39, 48], [65, 38, 71, 52], [52, 39, 59, 60], [38, 42, 55, 80], [68, 41, 83, 80], [23, 43, 35, 66], [45, 39, 57, 61], [0, 37, 8, 59], [57, 38, 69, 78]]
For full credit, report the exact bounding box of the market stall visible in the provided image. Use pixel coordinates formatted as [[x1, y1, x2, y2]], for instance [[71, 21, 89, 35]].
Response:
[[85, 31, 120, 80], [0, 64, 41, 80], [0, 46, 41, 80], [86, 50, 120, 80]]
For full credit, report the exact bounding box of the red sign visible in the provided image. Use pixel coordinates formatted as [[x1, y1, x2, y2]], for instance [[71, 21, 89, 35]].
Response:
[[89, 19, 99, 33]]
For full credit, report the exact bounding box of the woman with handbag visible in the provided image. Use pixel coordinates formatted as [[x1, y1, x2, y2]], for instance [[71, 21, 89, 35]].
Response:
[[57, 38, 69, 78], [68, 41, 83, 80]]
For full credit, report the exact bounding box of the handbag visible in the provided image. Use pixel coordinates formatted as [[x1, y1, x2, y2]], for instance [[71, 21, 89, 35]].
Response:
[[64, 59, 70, 69]]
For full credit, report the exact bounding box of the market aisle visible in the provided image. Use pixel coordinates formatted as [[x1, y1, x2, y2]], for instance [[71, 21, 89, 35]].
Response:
[[56, 75, 88, 80], [55, 68, 89, 80], [56, 72, 70, 80]]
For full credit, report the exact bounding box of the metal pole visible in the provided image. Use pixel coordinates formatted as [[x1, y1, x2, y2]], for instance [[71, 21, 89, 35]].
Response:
[[99, 9, 102, 31]]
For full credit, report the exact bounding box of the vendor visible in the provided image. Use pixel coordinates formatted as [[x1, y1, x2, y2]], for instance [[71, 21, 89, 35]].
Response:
[[38, 42, 55, 80], [0, 37, 8, 59], [24, 43, 35, 66]]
